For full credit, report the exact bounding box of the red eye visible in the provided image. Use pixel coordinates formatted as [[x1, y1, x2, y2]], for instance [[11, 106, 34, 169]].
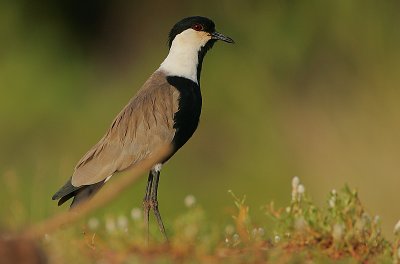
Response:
[[192, 24, 204, 31]]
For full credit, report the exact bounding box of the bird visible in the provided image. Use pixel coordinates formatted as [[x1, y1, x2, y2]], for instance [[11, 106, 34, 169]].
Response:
[[52, 16, 234, 240]]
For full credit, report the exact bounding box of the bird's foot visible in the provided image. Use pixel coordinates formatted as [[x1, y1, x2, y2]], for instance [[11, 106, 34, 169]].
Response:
[[142, 199, 168, 243], [150, 199, 168, 242]]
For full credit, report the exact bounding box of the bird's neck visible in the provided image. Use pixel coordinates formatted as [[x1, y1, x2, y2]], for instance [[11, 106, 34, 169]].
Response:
[[159, 41, 203, 84]]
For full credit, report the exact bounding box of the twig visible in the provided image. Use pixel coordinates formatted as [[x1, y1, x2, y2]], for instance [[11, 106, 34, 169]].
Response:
[[21, 145, 172, 240]]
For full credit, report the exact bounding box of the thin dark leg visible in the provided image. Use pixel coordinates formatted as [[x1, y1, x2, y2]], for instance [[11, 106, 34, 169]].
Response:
[[143, 171, 153, 245], [150, 171, 168, 241]]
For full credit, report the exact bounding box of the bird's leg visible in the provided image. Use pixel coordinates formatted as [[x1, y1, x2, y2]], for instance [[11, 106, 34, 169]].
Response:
[[150, 170, 168, 241], [143, 171, 153, 245]]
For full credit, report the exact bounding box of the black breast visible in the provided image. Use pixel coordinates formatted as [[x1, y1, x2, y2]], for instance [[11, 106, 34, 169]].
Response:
[[167, 76, 202, 152]]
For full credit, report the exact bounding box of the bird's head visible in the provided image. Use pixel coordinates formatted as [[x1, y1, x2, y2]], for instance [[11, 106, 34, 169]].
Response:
[[160, 16, 233, 84], [168, 16, 234, 49]]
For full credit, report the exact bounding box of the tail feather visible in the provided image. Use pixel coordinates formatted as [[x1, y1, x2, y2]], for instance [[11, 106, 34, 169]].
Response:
[[52, 179, 80, 201], [52, 178, 105, 208], [70, 181, 105, 208]]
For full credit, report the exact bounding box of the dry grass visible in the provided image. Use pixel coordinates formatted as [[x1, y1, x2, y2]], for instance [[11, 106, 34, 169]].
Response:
[[1, 177, 398, 263]]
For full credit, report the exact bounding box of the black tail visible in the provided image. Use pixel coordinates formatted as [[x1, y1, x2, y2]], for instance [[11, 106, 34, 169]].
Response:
[[52, 179, 105, 208]]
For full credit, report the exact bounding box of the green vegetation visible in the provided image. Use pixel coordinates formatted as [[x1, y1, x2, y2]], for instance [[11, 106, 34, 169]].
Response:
[[23, 178, 395, 263], [1, 1, 400, 263]]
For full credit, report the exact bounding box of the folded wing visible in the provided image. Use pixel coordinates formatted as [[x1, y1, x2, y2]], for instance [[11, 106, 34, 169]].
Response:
[[72, 71, 179, 187]]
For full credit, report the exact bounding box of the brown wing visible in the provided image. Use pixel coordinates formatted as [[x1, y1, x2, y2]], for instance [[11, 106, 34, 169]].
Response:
[[71, 71, 179, 187]]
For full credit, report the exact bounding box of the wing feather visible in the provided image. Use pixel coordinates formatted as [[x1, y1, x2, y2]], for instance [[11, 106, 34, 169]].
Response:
[[71, 71, 179, 187]]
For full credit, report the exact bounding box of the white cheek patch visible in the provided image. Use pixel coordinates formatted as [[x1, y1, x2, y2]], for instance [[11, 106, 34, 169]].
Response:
[[159, 29, 211, 83]]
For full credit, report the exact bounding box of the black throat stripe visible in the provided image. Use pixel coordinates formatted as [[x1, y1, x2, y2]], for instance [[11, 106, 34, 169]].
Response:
[[167, 76, 202, 153]]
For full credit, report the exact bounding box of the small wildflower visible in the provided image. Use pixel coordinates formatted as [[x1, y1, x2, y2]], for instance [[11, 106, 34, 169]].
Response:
[[291, 176, 300, 201], [274, 235, 281, 243], [297, 184, 305, 195], [394, 220, 400, 235], [225, 237, 229, 244], [328, 197, 336, 208], [88, 217, 100, 230], [130, 208, 142, 221], [105, 217, 116, 234], [225, 225, 235, 235], [292, 176, 300, 189], [184, 194, 196, 208], [251, 228, 258, 238], [117, 215, 128, 231]]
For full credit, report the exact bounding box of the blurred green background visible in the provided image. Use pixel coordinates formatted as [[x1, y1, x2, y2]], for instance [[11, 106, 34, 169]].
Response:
[[1, 0, 400, 236]]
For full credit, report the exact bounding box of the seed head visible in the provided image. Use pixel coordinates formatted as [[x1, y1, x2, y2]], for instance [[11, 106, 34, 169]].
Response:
[[88, 217, 100, 230], [184, 194, 196, 208], [117, 215, 128, 231], [105, 217, 116, 233], [297, 184, 305, 195], [130, 208, 142, 221], [292, 176, 300, 189]]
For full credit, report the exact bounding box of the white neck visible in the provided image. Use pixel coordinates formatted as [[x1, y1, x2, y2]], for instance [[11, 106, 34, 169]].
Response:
[[159, 29, 210, 84]]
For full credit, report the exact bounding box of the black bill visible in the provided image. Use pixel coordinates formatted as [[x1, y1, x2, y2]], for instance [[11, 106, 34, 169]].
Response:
[[211, 31, 234, 43]]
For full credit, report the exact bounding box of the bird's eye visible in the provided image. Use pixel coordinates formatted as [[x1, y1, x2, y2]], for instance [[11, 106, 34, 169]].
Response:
[[192, 24, 204, 31]]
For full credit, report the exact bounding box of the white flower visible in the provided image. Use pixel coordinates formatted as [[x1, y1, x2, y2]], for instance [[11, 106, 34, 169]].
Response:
[[88, 217, 100, 230], [105, 217, 116, 233], [274, 235, 281, 243], [251, 228, 258, 238], [329, 197, 336, 208], [130, 208, 142, 221], [297, 184, 305, 195], [257, 227, 265, 237], [331, 189, 337, 195], [184, 194, 196, 208], [251, 227, 264, 238], [117, 215, 128, 231], [292, 176, 300, 189], [296, 184, 305, 201], [394, 219, 400, 235], [286, 207, 291, 213]]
